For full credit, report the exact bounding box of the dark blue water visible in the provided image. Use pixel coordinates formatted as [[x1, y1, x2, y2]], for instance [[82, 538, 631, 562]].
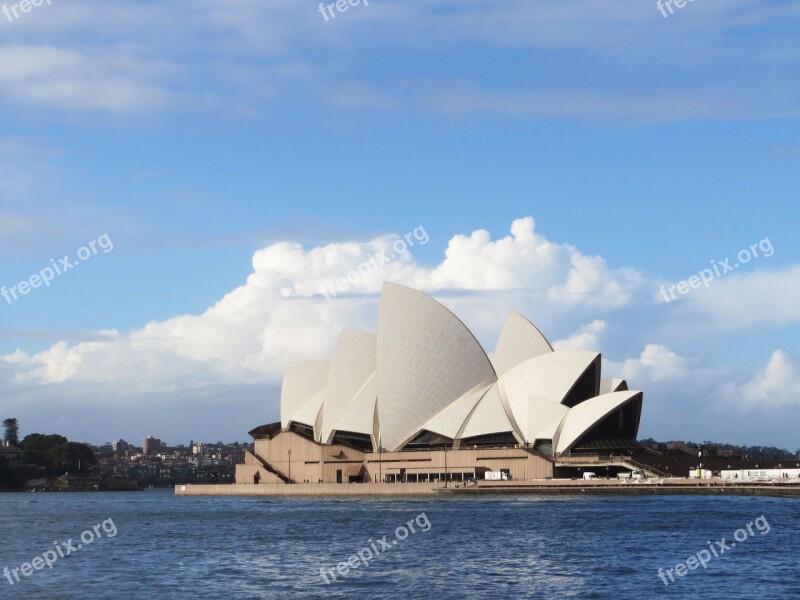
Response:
[[0, 490, 798, 599]]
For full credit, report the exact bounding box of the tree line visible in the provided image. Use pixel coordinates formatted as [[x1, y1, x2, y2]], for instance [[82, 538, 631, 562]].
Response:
[[1, 418, 98, 490]]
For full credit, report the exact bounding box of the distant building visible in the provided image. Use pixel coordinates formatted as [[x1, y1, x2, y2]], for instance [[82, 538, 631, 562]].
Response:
[[0, 440, 22, 465], [112, 439, 129, 453], [143, 436, 162, 455], [667, 441, 698, 456]]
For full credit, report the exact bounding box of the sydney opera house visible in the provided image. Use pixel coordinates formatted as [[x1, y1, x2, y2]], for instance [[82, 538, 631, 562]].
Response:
[[236, 283, 643, 485]]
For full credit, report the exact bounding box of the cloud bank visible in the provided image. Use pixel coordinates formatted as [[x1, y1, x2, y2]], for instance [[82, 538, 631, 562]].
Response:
[[3, 217, 798, 446]]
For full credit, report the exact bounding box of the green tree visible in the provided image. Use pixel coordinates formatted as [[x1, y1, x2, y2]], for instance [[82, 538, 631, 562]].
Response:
[[20, 433, 68, 472], [2, 418, 19, 446], [21, 433, 68, 455], [47, 442, 98, 473]]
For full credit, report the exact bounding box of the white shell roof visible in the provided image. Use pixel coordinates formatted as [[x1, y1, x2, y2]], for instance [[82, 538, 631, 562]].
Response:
[[417, 380, 495, 441], [281, 360, 329, 429], [458, 383, 516, 439], [526, 397, 570, 443], [600, 378, 628, 394], [327, 371, 377, 441], [319, 330, 377, 443], [289, 388, 326, 435], [554, 390, 642, 454], [376, 283, 497, 452], [274, 284, 644, 455], [498, 350, 600, 442], [492, 312, 553, 376]]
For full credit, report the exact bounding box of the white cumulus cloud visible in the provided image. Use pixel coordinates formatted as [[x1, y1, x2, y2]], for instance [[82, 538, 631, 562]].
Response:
[[553, 320, 606, 351], [737, 350, 800, 409], [1, 217, 642, 393]]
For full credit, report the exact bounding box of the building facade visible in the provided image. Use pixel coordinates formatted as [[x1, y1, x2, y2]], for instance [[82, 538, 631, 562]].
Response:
[[236, 283, 644, 485], [0, 440, 22, 465], [112, 439, 129, 454], [143, 436, 161, 455]]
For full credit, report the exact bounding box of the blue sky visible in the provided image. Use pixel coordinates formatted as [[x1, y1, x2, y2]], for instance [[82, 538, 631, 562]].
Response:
[[0, 0, 798, 448]]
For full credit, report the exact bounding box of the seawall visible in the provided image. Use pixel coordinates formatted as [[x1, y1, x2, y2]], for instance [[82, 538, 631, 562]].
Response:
[[175, 482, 437, 496], [175, 480, 800, 498]]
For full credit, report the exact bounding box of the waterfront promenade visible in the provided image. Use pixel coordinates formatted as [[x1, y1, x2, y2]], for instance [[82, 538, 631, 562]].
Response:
[[176, 478, 800, 498]]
